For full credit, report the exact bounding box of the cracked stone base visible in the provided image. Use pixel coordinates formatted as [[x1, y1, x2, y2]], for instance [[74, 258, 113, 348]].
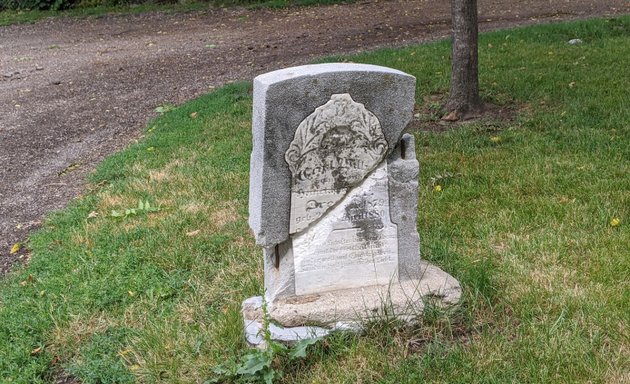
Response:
[[242, 261, 461, 346]]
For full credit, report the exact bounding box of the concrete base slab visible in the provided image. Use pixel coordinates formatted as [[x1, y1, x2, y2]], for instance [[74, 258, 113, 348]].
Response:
[[242, 261, 461, 346]]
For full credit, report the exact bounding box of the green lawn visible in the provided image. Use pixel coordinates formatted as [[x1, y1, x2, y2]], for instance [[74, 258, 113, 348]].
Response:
[[0, 2, 203, 26], [1, 16, 629, 383], [0, 0, 349, 26]]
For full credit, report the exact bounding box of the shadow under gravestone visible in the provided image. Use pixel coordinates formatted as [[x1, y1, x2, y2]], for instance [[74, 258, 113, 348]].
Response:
[[243, 63, 461, 344]]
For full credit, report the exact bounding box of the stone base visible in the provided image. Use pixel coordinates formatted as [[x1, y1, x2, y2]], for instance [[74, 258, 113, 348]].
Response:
[[242, 261, 461, 346]]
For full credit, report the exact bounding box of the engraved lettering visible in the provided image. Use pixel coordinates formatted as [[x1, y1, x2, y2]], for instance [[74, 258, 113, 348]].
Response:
[[292, 163, 399, 295], [285, 94, 389, 233]]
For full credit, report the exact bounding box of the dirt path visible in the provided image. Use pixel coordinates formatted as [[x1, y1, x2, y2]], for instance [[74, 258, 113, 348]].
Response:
[[0, 0, 628, 273]]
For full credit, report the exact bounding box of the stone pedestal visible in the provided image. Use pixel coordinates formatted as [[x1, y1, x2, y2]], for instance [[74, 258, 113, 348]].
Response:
[[242, 261, 460, 345]]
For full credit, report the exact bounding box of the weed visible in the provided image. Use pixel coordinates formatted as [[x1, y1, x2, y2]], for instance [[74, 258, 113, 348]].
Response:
[[154, 104, 176, 114], [110, 199, 160, 218], [209, 301, 322, 383]]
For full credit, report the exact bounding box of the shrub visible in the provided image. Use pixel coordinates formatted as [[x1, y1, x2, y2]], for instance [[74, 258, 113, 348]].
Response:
[[0, 0, 79, 10], [0, 0, 180, 11]]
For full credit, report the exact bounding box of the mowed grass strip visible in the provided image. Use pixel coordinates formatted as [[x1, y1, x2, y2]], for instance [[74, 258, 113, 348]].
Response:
[[0, 0, 350, 26], [1, 16, 629, 383]]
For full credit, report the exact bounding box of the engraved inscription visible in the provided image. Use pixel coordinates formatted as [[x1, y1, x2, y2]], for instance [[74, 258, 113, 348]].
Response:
[[296, 228, 397, 273], [292, 163, 399, 295], [289, 189, 345, 232], [285, 94, 388, 233]]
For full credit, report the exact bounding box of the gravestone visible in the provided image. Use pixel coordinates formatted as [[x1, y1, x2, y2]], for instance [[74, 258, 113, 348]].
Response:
[[243, 63, 461, 345]]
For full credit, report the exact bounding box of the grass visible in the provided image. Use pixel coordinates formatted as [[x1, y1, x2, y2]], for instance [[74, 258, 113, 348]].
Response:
[[0, 2, 205, 25], [0, 0, 350, 26], [1, 15, 629, 383]]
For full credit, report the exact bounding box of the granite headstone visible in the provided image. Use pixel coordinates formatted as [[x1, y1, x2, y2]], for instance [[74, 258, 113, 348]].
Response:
[[243, 63, 461, 345]]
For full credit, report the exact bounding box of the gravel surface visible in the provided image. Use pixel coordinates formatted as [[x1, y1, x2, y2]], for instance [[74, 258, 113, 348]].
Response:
[[0, 0, 628, 273]]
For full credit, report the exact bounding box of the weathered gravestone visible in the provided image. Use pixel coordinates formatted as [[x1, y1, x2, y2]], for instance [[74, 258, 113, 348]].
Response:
[[243, 63, 461, 345]]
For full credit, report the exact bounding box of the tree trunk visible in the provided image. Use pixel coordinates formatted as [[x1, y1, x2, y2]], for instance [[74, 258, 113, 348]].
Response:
[[445, 0, 482, 120]]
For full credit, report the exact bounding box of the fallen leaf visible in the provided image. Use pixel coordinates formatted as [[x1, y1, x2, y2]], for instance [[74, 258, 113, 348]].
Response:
[[610, 217, 621, 227], [31, 347, 43, 356], [190, 112, 198, 119], [433, 185, 442, 192], [10, 243, 21, 254], [441, 111, 459, 121], [490, 136, 502, 143], [186, 230, 201, 237], [88, 211, 99, 219], [58, 163, 80, 176]]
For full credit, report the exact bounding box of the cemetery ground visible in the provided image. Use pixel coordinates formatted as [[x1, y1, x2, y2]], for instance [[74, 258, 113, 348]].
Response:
[[1, 15, 629, 384]]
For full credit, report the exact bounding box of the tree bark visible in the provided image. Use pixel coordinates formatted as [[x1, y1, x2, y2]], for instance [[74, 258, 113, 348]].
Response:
[[445, 0, 482, 120]]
